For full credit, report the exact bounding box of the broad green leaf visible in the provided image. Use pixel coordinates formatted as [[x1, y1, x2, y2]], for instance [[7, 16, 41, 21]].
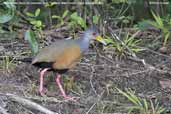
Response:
[[0, 0, 15, 23], [35, 20, 42, 27], [70, 12, 87, 29], [77, 18, 86, 29], [30, 20, 37, 25], [35, 8, 40, 17], [0, 13, 14, 23], [30, 20, 43, 28], [62, 10, 69, 18], [93, 15, 99, 24], [70, 12, 77, 19], [24, 30, 39, 55]]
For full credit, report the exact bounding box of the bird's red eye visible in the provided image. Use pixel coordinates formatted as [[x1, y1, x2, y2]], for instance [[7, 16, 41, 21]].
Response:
[[92, 32, 96, 36]]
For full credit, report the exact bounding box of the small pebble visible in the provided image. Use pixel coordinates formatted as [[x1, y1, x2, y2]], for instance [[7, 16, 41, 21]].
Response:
[[159, 46, 167, 54]]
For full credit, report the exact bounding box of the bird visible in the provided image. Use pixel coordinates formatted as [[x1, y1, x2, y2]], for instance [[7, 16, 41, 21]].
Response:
[[31, 27, 106, 101]]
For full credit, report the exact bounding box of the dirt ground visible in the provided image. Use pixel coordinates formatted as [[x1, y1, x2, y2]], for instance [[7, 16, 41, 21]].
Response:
[[0, 29, 171, 114]]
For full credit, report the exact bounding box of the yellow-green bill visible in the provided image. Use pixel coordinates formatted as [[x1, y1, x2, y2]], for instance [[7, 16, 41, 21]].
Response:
[[95, 35, 107, 45]]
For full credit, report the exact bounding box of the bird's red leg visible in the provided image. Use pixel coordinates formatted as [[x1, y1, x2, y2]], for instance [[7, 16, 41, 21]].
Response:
[[39, 68, 49, 96], [56, 74, 76, 101]]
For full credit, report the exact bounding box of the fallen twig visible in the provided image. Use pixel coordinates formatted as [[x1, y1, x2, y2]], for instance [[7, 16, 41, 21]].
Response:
[[90, 65, 98, 95], [0, 93, 58, 114], [85, 90, 105, 114]]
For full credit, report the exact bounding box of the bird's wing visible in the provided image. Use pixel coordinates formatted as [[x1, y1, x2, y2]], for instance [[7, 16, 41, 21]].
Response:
[[32, 41, 70, 64], [32, 41, 82, 69], [52, 44, 81, 69]]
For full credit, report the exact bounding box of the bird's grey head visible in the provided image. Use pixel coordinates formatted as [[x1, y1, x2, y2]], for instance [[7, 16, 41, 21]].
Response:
[[83, 27, 100, 40]]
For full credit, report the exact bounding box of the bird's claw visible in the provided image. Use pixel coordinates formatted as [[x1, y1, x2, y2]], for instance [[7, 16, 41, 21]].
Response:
[[39, 88, 47, 96]]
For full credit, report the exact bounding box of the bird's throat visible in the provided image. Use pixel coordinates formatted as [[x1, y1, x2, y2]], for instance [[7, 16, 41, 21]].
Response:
[[77, 37, 90, 52]]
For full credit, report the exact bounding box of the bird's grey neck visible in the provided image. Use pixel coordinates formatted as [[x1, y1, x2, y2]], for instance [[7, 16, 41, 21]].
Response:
[[77, 36, 90, 52]]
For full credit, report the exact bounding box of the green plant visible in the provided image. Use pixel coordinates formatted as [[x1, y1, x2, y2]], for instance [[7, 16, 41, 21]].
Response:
[[26, 8, 44, 30], [52, 10, 69, 27], [0, 0, 15, 24], [2, 56, 16, 72], [93, 15, 100, 25], [25, 9, 43, 55], [134, 20, 151, 30], [116, 15, 133, 26], [117, 88, 165, 114], [148, 11, 171, 46], [44, 2, 57, 7], [69, 12, 87, 30], [105, 32, 142, 57], [24, 29, 39, 55]]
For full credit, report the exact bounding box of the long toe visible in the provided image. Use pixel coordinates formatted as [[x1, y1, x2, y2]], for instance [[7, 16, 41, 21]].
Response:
[[39, 88, 47, 96]]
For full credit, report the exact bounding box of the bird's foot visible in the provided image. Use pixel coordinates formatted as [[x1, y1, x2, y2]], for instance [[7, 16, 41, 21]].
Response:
[[39, 88, 47, 96]]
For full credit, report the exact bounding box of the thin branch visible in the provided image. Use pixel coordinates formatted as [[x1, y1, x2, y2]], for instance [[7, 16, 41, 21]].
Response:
[[85, 102, 96, 114], [0, 93, 58, 114], [85, 90, 105, 114], [90, 65, 98, 96]]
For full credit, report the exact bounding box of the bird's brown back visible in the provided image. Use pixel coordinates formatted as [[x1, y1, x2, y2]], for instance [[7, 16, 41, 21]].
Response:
[[32, 40, 82, 70]]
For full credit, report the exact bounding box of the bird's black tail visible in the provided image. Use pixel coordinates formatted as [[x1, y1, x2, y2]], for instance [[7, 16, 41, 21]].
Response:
[[0, 56, 33, 63], [15, 57, 33, 63]]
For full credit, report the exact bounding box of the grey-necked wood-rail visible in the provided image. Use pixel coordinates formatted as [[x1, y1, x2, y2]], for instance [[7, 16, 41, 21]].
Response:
[[31, 27, 105, 100]]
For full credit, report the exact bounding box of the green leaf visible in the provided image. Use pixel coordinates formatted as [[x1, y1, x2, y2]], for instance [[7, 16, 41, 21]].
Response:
[[26, 12, 35, 17], [45, 2, 56, 7], [104, 38, 113, 44], [30, 20, 42, 28], [24, 30, 39, 55], [0, 14, 14, 23], [117, 88, 137, 105], [52, 15, 61, 19], [77, 18, 86, 29], [143, 98, 148, 111], [35, 20, 42, 27], [93, 15, 99, 24], [70, 12, 86, 29], [151, 11, 163, 28], [123, 19, 130, 24], [4, 0, 16, 9], [0, 0, 15, 23], [163, 32, 170, 46], [62, 10, 69, 18], [35, 8, 40, 17], [30, 20, 37, 25], [70, 12, 77, 18]]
